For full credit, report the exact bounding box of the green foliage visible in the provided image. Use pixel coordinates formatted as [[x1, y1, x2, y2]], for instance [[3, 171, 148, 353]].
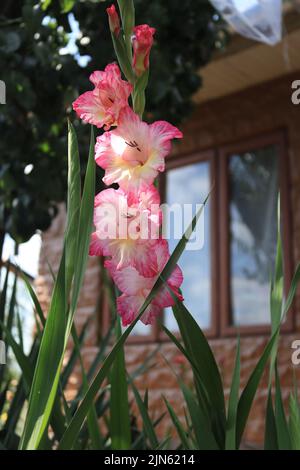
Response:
[[225, 339, 240, 449], [110, 318, 131, 450]]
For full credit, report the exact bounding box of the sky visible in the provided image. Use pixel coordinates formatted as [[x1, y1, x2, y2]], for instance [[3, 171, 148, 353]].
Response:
[[2, 234, 42, 278]]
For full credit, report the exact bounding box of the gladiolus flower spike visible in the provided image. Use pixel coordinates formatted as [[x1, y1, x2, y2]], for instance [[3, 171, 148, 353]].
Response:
[[73, 9, 184, 327]]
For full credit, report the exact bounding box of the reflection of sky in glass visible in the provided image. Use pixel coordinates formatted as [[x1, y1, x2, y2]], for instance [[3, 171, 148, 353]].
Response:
[[164, 162, 211, 331], [229, 146, 278, 326]]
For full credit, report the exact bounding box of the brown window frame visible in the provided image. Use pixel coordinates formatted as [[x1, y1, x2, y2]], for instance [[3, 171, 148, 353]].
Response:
[[219, 131, 294, 336], [99, 130, 294, 342]]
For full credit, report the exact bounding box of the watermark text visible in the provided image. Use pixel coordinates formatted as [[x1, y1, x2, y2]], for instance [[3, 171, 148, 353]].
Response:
[[0, 80, 6, 104], [0, 340, 6, 365], [291, 80, 300, 105], [291, 340, 300, 366]]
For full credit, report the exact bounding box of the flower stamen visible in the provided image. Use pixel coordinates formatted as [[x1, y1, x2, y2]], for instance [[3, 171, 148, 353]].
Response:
[[125, 140, 142, 152]]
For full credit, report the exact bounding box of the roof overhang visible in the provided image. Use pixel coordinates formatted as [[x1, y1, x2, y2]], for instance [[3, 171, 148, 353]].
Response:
[[194, 8, 300, 104]]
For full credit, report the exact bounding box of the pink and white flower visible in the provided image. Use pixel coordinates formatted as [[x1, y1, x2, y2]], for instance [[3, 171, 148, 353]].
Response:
[[72, 63, 132, 130], [89, 185, 162, 277], [132, 24, 156, 76], [95, 107, 182, 193], [105, 240, 183, 325]]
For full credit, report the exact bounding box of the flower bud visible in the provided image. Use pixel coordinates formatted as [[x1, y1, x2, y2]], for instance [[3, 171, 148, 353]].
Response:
[[106, 4, 121, 37], [132, 24, 156, 76]]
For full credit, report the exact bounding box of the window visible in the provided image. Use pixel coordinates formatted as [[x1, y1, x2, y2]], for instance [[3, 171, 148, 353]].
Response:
[[219, 133, 293, 336], [162, 153, 215, 335], [163, 132, 293, 338], [228, 147, 279, 327], [100, 131, 293, 340]]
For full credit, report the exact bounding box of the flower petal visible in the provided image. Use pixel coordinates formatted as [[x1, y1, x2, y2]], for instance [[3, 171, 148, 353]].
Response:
[[89, 231, 103, 256], [73, 63, 132, 129], [73, 91, 106, 128], [117, 294, 160, 326], [108, 263, 153, 295]]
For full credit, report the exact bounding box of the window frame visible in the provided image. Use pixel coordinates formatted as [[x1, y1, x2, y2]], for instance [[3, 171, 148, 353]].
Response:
[[218, 130, 294, 336]]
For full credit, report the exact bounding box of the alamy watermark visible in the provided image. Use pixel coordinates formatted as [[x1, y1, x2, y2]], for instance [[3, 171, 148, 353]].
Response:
[[0, 80, 6, 104], [0, 340, 6, 365], [95, 202, 205, 251], [291, 80, 300, 105], [291, 340, 300, 366]]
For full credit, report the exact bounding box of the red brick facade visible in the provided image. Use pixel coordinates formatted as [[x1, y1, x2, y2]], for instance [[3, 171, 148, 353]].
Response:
[[35, 71, 300, 446]]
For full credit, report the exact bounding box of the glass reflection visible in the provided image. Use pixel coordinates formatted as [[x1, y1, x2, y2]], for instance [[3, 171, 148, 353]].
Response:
[[229, 145, 278, 326], [164, 161, 211, 331]]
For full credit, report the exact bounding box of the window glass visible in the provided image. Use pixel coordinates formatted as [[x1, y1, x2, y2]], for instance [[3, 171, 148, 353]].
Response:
[[164, 161, 211, 330], [229, 145, 278, 326]]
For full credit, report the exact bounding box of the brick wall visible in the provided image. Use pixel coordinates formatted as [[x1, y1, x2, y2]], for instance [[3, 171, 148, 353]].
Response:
[[35, 71, 300, 447]]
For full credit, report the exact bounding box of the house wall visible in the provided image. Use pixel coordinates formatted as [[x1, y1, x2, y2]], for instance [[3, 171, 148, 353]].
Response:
[[35, 71, 300, 447]]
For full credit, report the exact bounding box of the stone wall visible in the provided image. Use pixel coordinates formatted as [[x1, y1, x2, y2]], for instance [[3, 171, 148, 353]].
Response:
[[35, 71, 300, 447]]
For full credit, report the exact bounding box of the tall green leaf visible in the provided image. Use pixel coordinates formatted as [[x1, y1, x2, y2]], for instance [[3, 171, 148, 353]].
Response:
[[264, 391, 278, 450], [180, 381, 219, 450], [71, 324, 103, 449], [61, 318, 91, 389], [225, 339, 240, 450], [67, 126, 95, 330], [289, 394, 300, 450], [19, 249, 66, 449], [282, 263, 300, 317], [117, 0, 135, 59], [1, 323, 34, 391], [236, 220, 300, 448], [3, 323, 66, 444], [236, 327, 279, 448], [20, 125, 95, 449], [275, 366, 291, 450], [110, 317, 131, 449], [269, 199, 283, 384], [58, 295, 154, 449], [65, 121, 81, 293], [22, 273, 46, 327], [0, 263, 10, 340], [172, 301, 226, 448], [163, 396, 193, 450], [130, 380, 158, 449]]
